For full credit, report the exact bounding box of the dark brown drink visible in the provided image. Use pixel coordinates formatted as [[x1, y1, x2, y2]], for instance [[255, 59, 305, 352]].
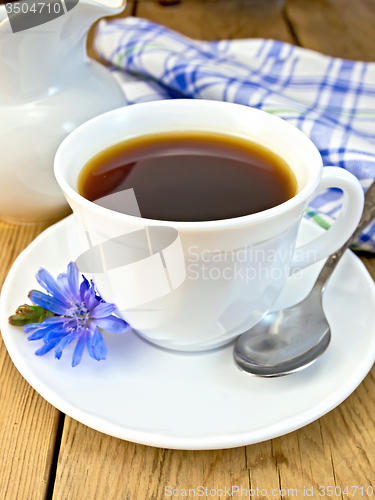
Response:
[[78, 131, 296, 222]]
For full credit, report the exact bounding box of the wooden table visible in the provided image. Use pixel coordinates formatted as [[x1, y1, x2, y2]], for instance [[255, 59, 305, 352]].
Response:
[[1, 1, 375, 499]]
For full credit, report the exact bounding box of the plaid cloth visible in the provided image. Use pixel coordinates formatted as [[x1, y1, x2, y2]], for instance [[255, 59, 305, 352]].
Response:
[[95, 17, 375, 251]]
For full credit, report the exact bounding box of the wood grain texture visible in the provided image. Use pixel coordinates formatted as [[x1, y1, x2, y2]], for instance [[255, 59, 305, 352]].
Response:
[[360, 254, 375, 282], [53, 417, 250, 500], [137, 0, 294, 42], [51, 364, 375, 500], [0, 222, 60, 500], [319, 371, 375, 489], [285, 0, 375, 61], [246, 367, 375, 498]]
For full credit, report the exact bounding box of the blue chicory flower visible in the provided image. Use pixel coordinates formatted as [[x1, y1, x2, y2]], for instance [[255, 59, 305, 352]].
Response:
[[24, 262, 130, 367]]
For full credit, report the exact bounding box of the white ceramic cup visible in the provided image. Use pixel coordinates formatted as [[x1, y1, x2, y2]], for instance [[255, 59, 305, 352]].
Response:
[[54, 100, 364, 352]]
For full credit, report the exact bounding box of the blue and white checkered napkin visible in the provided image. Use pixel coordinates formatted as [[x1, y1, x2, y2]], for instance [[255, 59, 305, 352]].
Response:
[[95, 17, 375, 251]]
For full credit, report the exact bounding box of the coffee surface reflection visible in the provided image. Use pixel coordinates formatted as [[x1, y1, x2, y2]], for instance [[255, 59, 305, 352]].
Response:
[[78, 131, 296, 222]]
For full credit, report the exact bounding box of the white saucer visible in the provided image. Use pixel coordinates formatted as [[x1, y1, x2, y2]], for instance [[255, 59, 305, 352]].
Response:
[[1, 216, 375, 450]]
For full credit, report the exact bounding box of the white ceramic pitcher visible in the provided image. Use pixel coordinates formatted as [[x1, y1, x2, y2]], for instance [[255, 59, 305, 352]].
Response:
[[0, 0, 127, 224]]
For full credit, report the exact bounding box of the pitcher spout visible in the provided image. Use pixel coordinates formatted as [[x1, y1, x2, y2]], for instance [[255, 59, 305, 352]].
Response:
[[0, 0, 126, 95]]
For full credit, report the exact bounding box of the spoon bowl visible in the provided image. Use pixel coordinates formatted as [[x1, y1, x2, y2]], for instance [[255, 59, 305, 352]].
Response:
[[234, 300, 331, 377], [234, 180, 375, 377]]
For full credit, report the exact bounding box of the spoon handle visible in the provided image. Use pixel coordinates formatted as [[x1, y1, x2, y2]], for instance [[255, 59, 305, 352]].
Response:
[[315, 180, 375, 291]]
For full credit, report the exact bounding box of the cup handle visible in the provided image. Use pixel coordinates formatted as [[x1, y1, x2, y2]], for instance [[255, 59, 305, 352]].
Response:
[[291, 166, 364, 270]]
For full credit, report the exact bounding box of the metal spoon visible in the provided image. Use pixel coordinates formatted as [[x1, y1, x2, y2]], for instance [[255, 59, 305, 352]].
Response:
[[234, 181, 375, 377]]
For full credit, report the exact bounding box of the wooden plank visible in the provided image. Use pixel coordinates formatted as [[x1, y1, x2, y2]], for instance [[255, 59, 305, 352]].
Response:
[[245, 440, 282, 498], [0, 221, 61, 500], [53, 417, 250, 500], [318, 368, 375, 494], [86, 1, 135, 62], [359, 254, 375, 282], [137, 0, 294, 42], [52, 362, 375, 500], [285, 0, 375, 61], [246, 365, 375, 499]]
